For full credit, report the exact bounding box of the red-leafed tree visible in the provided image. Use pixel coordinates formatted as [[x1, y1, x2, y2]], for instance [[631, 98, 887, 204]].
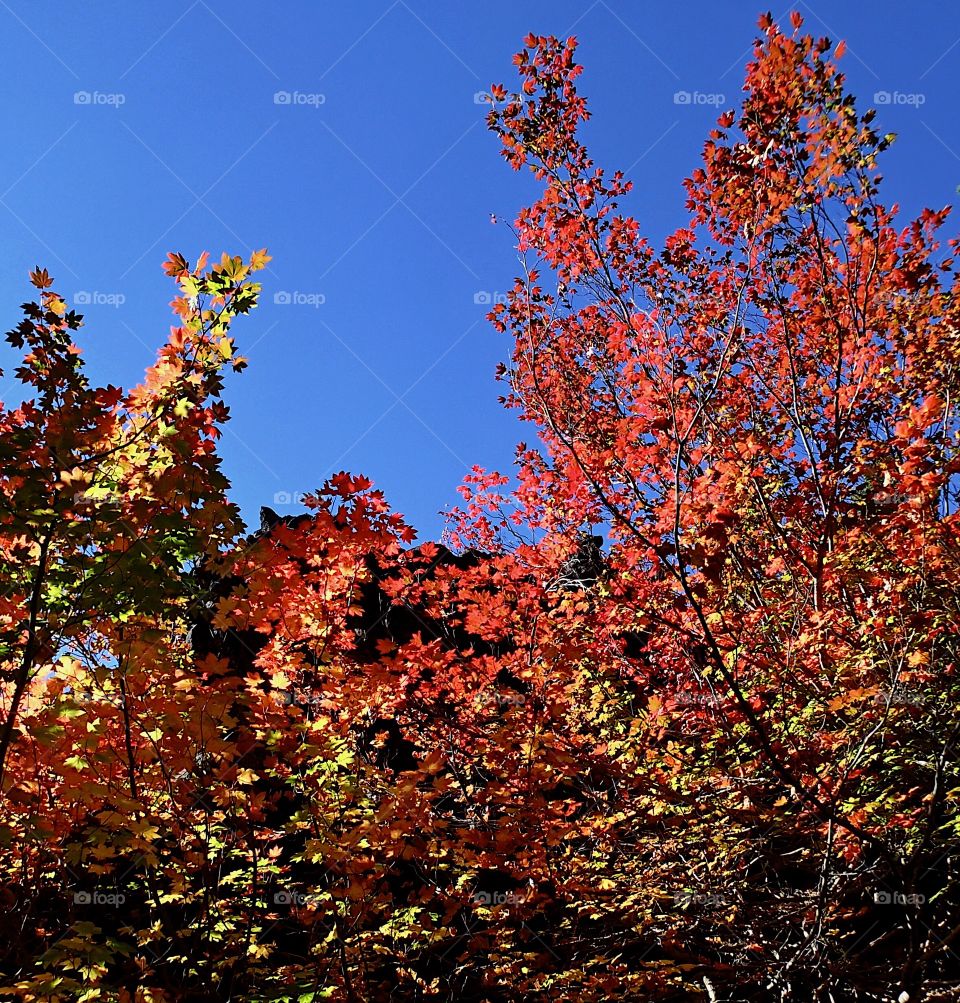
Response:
[[467, 12, 960, 1000]]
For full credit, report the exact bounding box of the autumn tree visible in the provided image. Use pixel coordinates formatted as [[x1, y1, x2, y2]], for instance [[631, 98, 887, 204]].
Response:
[[0, 251, 277, 998], [472, 12, 960, 1000]]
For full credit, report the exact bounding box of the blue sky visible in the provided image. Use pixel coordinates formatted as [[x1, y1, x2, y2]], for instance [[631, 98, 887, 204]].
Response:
[[2, 2, 958, 540]]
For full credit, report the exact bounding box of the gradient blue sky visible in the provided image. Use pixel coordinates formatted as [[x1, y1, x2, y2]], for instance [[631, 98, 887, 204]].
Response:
[[2, 2, 958, 540]]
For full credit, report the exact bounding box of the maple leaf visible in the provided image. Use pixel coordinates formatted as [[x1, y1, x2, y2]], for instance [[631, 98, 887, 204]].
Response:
[[29, 266, 53, 289], [249, 247, 272, 271]]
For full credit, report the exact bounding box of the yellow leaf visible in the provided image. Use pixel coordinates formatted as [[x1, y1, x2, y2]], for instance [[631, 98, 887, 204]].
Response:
[[250, 248, 272, 271]]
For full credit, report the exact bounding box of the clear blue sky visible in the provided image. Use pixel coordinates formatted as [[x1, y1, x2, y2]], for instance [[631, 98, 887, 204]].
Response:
[[2, 2, 958, 540]]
